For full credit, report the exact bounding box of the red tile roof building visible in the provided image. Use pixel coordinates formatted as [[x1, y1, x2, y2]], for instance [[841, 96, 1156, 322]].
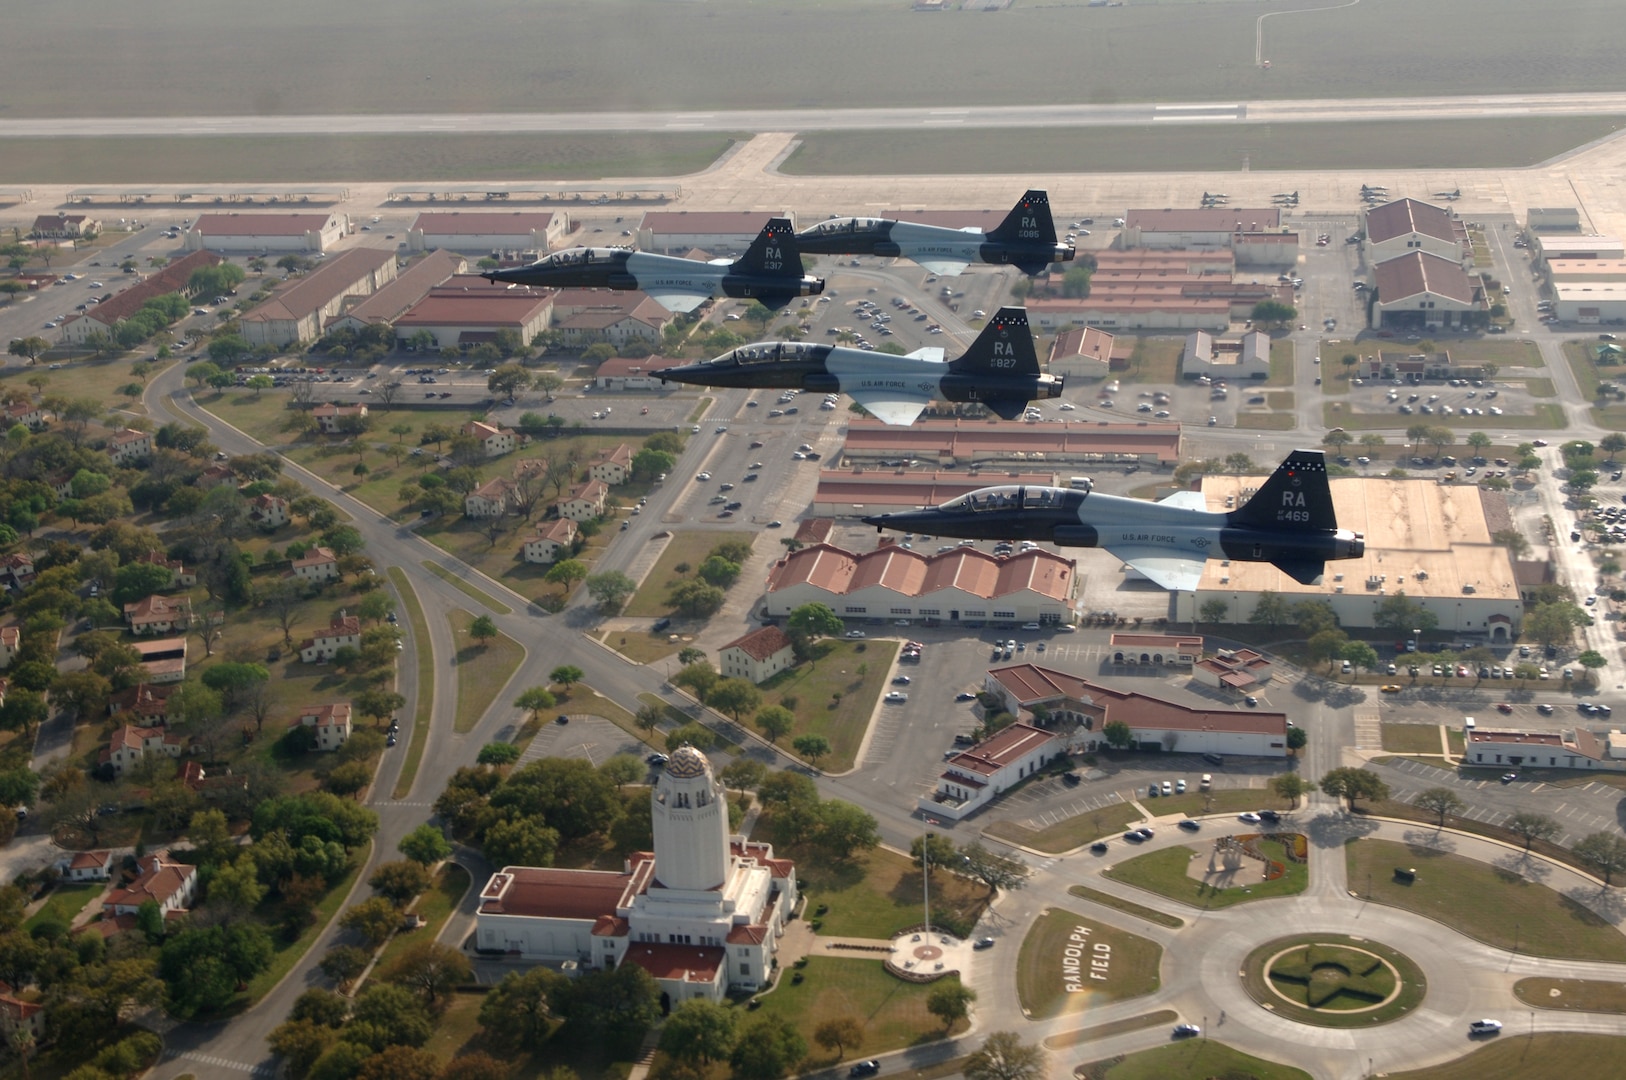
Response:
[[61, 250, 224, 345], [475, 747, 795, 1002], [719, 626, 796, 685], [299, 610, 360, 662], [103, 852, 198, 917], [522, 518, 578, 565], [556, 480, 608, 522], [293, 703, 353, 751], [123, 593, 193, 636], [99, 724, 185, 776], [840, 417, 1181, 468], [589, 444, 634, 485], [290, 545, 340, 583], [923, 722, 1061, 820]]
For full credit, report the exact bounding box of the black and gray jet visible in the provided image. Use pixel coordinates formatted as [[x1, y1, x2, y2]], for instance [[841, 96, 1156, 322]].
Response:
[[863, 450, 1364, 590], [481, 218, 821, 312], [795, 190, 1073, 276], [659, 307, 1060, 424]]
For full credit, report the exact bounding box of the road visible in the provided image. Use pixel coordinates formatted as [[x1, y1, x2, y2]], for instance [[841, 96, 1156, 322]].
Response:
[[11, 91, 1626, 138]]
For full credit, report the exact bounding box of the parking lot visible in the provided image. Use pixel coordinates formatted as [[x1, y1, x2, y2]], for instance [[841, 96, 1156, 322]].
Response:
[[1375, 755, 1625, 849]]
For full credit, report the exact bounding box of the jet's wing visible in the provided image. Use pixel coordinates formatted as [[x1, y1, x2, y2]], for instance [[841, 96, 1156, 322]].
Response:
[[848, 390, 927, 427], [916, 258, 970, 276], [645, 290, 709, 314], [1157, 491, 1208, 511], [904, 347, 946, 364], [1105, 546, 1206, 592]]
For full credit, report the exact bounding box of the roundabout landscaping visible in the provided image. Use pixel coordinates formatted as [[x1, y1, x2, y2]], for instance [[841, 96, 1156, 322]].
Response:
[[1241, 934, 1427, 1028]]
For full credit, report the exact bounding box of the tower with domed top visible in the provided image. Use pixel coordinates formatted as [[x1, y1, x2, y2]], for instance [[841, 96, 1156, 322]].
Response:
[[650, 743, 732, 892]]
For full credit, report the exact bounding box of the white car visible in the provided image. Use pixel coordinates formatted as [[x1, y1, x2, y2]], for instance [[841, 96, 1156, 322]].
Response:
[[1468, 1019, 1502, 1036], [845, 630, 866, 639], [884, 691, 909, 703], [1058, 402, 1075, 410], [1238, 812, 1263, 824], [696, 472, 711, 481]]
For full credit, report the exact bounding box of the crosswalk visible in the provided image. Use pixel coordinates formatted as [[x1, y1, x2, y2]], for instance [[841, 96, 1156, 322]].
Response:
[[163, 1051, 276, 1077]]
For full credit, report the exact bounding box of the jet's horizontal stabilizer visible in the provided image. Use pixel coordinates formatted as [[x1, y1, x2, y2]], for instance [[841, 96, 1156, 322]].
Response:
[[1157, 490, 1208, 511], [646, 291, 708, 314], [849, 392, 927, 427], [1109, 548, 1205, 592], [1271, 558, 1326, 585], [904, 347, 946, 363], [917, 258, 970, 276]]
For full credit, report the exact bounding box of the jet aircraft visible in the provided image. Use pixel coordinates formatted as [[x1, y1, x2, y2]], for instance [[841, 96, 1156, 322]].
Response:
[[481, 218, 821, 312], [1436, 188, 1461, 200], [658, 307, 1060, 424], [1273, 191, 1298, 202], [862, 449, 1364, 590], [794, 191, 1074, 276]]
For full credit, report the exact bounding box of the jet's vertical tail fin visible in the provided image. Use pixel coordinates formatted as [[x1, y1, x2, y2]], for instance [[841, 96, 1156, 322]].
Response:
[[987, 190, 1057, 245], [732, 218, 803, 280], [948, 308, 1039, 377], [1227, 450, 1338, 532]]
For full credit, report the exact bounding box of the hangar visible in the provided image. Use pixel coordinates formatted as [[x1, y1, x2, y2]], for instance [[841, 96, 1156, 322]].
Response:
[[184, 211, 347, 253], [637, 211, 788, 255], [840, 418, 1181, 469], [407, 211, 570, 254]]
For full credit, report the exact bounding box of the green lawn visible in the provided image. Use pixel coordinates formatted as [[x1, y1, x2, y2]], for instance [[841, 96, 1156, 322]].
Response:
[[387, 568, 436, 799], [1066, 886, 1184, 930], [598, 627, 684, 665], [1105, 836, 1308, 909], [1265, 341, 1295, 387], [1383, 1035, 1626, 1080], [374, 863, 472, 974], [624, 530, 757, 618], [24, 883, 104, 931], [447, 609, 525, 734], [1516, 977, 1626, 1014], [1015, 907, 1162, 1019], [1236, 412, 1297, 431], [983, 801, 1143, 855], [746, 958, 967, 1066], [0, 355, 176, 420], [1244, 935, 1426, 1026], [1381, 723, 1446, 755], [1082, 1040, 1311, 1080], [1324, 401, 1566, 431], [1150, 788, 1273, 819], [797, 845, 988, 941], [758, 639, 898, 772], [1563, 343, 1626, 428], [1117, 338, 1183, 384], [1345, 839, 1626, 961], [421, 560, 513, 615]]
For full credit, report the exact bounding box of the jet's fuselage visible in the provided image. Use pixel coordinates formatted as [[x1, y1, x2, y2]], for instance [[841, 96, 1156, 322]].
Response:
[[796, 219, 1072, 271]]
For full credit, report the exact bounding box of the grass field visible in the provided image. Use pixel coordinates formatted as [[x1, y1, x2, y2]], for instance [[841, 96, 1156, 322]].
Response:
[[387, 568, 435, 799], [748, 958, 967, 1066], [1236, 412, 1297, 431], [1266, 341, 1294, 387], [1381, 723, 1446, 755], [0, 356, 175, 419], [1105, 836, 1308, 909], [758, 639, 898, 773], [983, 801, 1143, 855], [1563, 344, 1626, 428], [0, 134, 737, 185], [1066, 885, 1184, 929], [624, 530, 756, 618], [1346, 838, 1626, 962], [1516, 977, 1626, 1014], [1382, 1034, 1626, 1080], [1324, 401, 1566, 432], [373, 863, 471, 975], [1082, 1040, 1311, 1080], [1118, 338, 1183, 385], [1151, 788, 1273, 819], [447, 609, 524, 735], [797, 845, 987, 941], [1242, 934, 1426, 1027], [24, 883, 104, 932], [1015, 907, 1162, 1019], [9, 1, 1626, 120]]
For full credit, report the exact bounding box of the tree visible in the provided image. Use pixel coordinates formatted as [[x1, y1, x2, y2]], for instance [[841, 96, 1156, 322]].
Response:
[[1577, 649, 1608, 686], [1508, 811, 1561, 851], [1248, 591, 1293, 628], [544, 558, 588, 588], [531, 371, 564, 401], [659, 999, 738, 1066], [469, 614, 498, 649], [965, 1032, 1045, 1080], [600, 754, 644, 789], [339, 897, 400, 947], [514, 686, 557, 724], [1526, 602, 1585, 648], [1413, 787, 1466, 827], [1372, 590, 1438, 635], [201, 661, 269, 709], [708, 678, 761, 724], [1322, 429, 1353, 452], [754, 705, 793, 748], [7, 337, 49, 366], [478, 967, 568, 1051], [926, 982, 976, 1030], [358, 1047, 439, 1080], [728, 1014, 806, 1080], [665, 723, 717, 753], [1224, 452, 1256, 475], [319, 945, 372, 992], [631, 447, 676, 482], [585, 570, 636, 612], [1198, 598, 1229, 624], [910, 833, 957, 876], [1307, 628, 1350, 671], [481, 816, 559, 869], [1251, 300, 1297, 329], [1492, 528, 1531, 559], [549, 665, 584, 691], [634, 703, 664, 736], [487, 364, 530, 400], [667, 578, 725, 617], [1317, 767, 1389, 811], [371, 859, 432, 906], [720, 759, 766, 798], [1602, 432, 1626, 461], [1102, 719, 1133, 749], [159, 922, 274, 1017], [786, 602, 844, 659], [812, 1016, 864, 1059], [1286, 726, 1308, 751], [1339, 640, 1379, 674], [349, 981, 434, 1049], [477, 742, 521, 766], [563, 961, 661, 1044], [792, 733, 831, 769], [959, 842, 1031, 896], [1270, 772, 1308, 807], [1573, 832, 1626, 884], [383, 940, 472, 1006], [399, 823, 452, 867], [673, 662, 718, 704]]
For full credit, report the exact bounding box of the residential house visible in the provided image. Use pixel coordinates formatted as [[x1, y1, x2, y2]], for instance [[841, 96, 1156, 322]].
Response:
[[4, 402, 54, 431], [123, 594, 193, 636], [106, 428, 154, 465], [0, 983, 46, 1042], [590, 444, 634, 486], [719, 626, 797, 685], [0, 626, 17, 668], [99, 724, 185, 777], [102, 852, 198, 917], [294, 703, 353, 751], [137, 550, 197, 589], [196, 463, 236, 487], [521, 518, 578, 564], [61, 850, 115, 882], [299, 611, 361, 663], [249, 493, 290, 529], [130, 638, 187, 684], [555, 480, 608, 523], [177, 760, 250, 798], [463, 420, 518, 458], [289, 546, 340, 583], [465, 476, 520, 519], [0, 555, 34, 592], [106, 682, 177, 724], [31, 213, 98, 239], [311, 403, 369, 435]]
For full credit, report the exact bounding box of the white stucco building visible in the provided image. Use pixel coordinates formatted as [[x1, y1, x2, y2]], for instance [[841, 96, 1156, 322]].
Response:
[[185, 212, 347, 253], [475, 746, 797, 1004], [919, 722, 1061, 821]]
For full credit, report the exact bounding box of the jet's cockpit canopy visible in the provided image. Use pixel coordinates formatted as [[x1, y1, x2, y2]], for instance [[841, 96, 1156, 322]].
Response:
[[802, 217, 888, 236], [712, 341, 818, 366], [939, 485, 1071, 513], [528, 246, 629, 268]]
